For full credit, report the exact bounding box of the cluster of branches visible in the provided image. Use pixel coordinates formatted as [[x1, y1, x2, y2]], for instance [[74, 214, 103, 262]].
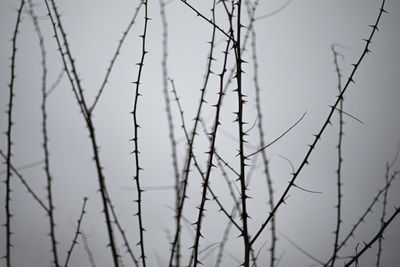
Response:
[[1, 0, 399, 266]]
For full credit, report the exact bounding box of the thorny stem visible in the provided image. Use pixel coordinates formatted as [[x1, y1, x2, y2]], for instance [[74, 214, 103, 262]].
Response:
[[214, 207, 237, 267], [168, 2, 218, 265], [43, 0, 120, 265], [250, 8, 276, 266], [323, 170, 399, 266], [29, 1, 61, 265], [105, 191, 140, 267], [171, 68, 242, 267], [376, 164, 390, 267], [131, 1, 149, 265], [64, 197, 88, 267], [251, 0, 387, 247], [159, 0, 182, 265], [89, 1, 143, 112], [221, 0, 259, 98], [344, 207, 400, 267], [232, 0, 251, 265], [179, 0, 232, 41], [4, 2, 25, 266], [192, 30, 231, 267], [330, 44, 344, 267], [170, 79, 242, 232], [376, 146, 399, 267]]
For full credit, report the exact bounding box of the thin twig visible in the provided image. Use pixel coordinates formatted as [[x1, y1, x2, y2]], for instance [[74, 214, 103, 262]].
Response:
[[168, 0, 219, 262], [0, 158, 44, 175], [279, 231, 324, 265], [179, 0, 231, 40], [0, 150, 49, 213], [254, 0, 293, 21], [81, 231, 97, 267], [333, 108, 363, 124], [159, 0, 182, 264], [246, 112, 306, 158], [46, 67, 64, 97], [64, 197, 88, 267], [249, 1, 276, 263], [89, 1, 143, 112], [330, 43, 344, 267], [214, 207, 238, 267]]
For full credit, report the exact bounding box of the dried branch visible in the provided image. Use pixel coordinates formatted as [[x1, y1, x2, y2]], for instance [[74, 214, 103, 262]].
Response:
[[170, 78, 242, 232], [251, 0, 387, 246], [214, 207, 237, 267], [159, 0, 182, 264], [28, 1, 61, 264], [43, 0, 120, 264], [130, 1, 150, 265], [323, 170, 399, 266], [329, 43, 344, 267], [246, 112, 306, 158], [46, 67, 64, 97], [179, 0, 231, 40], [376, 146, 399, 267], [249, 3, 276, 263], [344, 207, 400, 267], [64, 197, 88, 267], [81, 232, 97, 267], [106, 193, 140, 267], [254, 0, 292, 21], [4, 2, 25, 266], [279, 231, 324, 265], [89, 1, 143, 112], [192, 30, 233, 266], [231, 0, 252, 265], [168, 0, 218, 262]]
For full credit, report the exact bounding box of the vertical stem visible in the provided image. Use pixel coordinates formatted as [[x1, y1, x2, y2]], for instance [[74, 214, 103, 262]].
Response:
[[131, 1, 149, 266], [159, 0, 181, 265], [192, 27, 231, 267], [168, 2, 217, 264], [234, 0, 251, 265], [330, 44, 344, 267], [31, 2, 60, 264], [250, 10, 276, 265], [4, 2, 24, 267]]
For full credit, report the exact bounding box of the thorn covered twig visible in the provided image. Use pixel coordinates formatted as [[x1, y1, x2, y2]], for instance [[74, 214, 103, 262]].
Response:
[[5, 2, 25, 266], [64, 197, 88, 267]]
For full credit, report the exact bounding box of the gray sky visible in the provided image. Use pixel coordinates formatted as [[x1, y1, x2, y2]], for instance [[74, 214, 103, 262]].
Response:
[[1, 0, 400, 266]]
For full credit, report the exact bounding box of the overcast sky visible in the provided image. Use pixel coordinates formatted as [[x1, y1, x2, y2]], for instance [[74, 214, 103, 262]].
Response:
[[1, 0, 400, 266]]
